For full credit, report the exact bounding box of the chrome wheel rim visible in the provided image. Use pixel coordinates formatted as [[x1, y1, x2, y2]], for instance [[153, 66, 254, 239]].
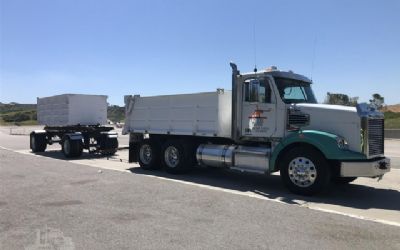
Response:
[[139, 144, 152, 165], [164, 146, 179, 168], [63, 140, 71, 155], [288, 157, 317, 187]]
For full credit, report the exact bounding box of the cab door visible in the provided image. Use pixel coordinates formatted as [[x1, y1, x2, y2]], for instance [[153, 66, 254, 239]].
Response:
[[241, 77, 277, 139]]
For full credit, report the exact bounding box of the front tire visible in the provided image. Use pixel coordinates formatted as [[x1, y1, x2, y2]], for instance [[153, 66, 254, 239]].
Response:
[[280, 147, 331, 196]]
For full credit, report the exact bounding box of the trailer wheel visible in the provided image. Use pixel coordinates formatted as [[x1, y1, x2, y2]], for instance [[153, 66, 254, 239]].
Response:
[[162, 140, 192, 174], [99, 136, 119, 156], [30, 132, 47, 152], [332, 176, 357, 184], [62, 137, 83, 158], [137, 139, 161, 170], [279, 146, 331, 196]]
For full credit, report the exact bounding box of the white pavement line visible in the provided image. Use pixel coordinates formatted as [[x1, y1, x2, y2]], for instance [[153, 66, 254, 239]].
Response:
[[0, 146, 13, 151], [1, 146, 399, 228], [309, 207, 400, 228]]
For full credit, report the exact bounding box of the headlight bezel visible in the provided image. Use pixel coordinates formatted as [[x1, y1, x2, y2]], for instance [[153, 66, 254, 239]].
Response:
[[336, 137, 349, 150]]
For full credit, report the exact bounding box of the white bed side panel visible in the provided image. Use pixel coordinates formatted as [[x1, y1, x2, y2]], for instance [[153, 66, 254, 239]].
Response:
[[125, 91, 232, 138], [37, 94, 107, 126], [68, 95, 107, 125]]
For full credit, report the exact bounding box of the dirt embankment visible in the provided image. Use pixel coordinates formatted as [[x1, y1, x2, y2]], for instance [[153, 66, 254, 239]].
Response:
[[382, 104, 400, 113]]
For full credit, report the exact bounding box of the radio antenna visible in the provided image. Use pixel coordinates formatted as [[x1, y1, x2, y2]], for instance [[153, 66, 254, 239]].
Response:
[[310, 36, 317, 81], [253, 23, 257, 73]]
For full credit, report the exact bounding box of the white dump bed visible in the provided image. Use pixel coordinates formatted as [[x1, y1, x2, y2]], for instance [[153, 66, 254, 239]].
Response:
[[37, 94, 108, 126], [124, 90, 232, 138]]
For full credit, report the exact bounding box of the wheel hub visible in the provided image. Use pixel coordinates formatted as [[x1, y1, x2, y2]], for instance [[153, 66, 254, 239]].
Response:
[[139, 145, 152, 164], [165, 146, 179, 168], [288, 157, 317, 187]]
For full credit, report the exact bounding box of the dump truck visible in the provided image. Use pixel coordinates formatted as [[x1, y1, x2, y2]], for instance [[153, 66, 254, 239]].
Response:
[[123, 63, 390, 195], [30, 94, 118, 158]]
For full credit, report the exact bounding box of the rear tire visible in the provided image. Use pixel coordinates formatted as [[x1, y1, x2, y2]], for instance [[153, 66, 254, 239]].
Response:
[[30, 133, 47, 152], [137, 139, 161, 170], [62, 137, 83, 158], [162, 140, 193, 174], [280, 146, 331, 196]]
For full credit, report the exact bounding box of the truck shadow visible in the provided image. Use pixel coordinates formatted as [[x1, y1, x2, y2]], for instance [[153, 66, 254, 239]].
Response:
[[128, 166, 400, 212]]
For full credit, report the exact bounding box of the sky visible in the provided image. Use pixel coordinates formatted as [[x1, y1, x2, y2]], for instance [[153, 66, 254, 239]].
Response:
[[0, 0, 399, 106]]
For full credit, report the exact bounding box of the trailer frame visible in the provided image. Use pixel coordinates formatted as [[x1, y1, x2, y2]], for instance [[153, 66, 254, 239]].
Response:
[[30, 124, 119, 158]]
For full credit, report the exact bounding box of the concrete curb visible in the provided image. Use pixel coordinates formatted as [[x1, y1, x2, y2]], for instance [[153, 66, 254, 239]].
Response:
[[385, 129, 400, 139]]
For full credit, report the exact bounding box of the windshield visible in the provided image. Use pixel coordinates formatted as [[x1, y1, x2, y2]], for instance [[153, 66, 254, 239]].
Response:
[[274, 77, 317, 104]]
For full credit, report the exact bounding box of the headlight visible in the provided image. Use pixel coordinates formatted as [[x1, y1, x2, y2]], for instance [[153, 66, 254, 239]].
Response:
[[336, 137, 349, 150]]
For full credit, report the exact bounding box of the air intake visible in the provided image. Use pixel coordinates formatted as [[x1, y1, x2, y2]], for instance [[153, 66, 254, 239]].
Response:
[[287, 109, 310, 130]]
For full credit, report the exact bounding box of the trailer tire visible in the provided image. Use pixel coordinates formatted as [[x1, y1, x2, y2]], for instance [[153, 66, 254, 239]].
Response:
[[30, 132, 47, 152], [332, 176, 357, 184], [279, 146, 331, 196], [62, 137, 83, 158], [137, 139, 161, 170], [99, 136, 119, 155], [162, 140, 192, 174]]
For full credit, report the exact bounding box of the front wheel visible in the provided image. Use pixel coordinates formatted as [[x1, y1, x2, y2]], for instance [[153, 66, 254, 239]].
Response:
[[280, 147, 331, 196]]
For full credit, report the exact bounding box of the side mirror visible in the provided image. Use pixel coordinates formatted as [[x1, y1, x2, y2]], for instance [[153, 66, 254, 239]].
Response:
[[249, 79, 260, 102]]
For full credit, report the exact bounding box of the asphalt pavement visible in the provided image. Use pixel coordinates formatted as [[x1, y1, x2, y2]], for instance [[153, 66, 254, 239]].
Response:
[[1, 128, 400, 249]]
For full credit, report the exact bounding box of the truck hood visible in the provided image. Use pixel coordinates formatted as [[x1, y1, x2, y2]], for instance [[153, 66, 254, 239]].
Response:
[[294, 103, 361, 152]]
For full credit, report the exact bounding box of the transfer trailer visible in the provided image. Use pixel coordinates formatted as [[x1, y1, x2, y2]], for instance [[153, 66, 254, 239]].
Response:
[[30, 94, 118, 158]]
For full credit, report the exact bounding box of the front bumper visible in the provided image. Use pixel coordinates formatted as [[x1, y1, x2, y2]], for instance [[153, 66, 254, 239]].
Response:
[[340, 158, 391, 177]]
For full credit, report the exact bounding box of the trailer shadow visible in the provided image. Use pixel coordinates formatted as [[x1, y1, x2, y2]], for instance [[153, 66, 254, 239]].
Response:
[[32, 149, 120, 161], [128, 166, 400, 213]]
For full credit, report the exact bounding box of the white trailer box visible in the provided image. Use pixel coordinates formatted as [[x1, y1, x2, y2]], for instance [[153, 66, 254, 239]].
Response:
[[37, 94, 108, 126], [124, 90, 232, 138]]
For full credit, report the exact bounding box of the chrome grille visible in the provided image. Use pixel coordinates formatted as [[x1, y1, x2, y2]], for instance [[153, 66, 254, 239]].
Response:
[[368, 118, 384, 156]]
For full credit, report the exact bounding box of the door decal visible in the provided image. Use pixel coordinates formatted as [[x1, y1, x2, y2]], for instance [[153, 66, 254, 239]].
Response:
[[246, 105, 270, 134]]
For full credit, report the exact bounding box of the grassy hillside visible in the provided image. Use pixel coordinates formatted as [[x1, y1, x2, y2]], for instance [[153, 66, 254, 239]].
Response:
[[0, 103, 37, 125], [384, 111, 400, 129], [107, 105, 125, 123]]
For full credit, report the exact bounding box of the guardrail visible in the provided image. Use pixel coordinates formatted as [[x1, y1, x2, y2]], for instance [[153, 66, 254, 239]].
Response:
[[385, 129, 400, 139], [9, 127, 31, 135]]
